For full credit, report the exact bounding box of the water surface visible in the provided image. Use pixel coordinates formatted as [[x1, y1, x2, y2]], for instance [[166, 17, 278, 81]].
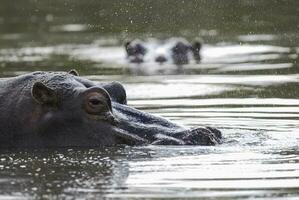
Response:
[[0, 0, 299, 199]]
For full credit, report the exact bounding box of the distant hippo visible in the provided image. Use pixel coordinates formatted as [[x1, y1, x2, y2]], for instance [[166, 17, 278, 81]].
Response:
[[0, 70, 221, 148], [125, 38, 202, 65]]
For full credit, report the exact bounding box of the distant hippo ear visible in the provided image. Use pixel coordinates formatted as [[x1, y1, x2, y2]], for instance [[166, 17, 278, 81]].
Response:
[[68, 69, 79, 76], [124, 40, 131, 48], [124, 40, 132, 55], [192, 39, 202, 51], [31, 82, 58, 105]]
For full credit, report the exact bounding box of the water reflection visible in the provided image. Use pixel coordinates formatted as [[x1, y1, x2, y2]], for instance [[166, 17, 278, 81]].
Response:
[[0, 148, 132, 199], [106, 146, 299, 199], [0, 72, 298, 199]]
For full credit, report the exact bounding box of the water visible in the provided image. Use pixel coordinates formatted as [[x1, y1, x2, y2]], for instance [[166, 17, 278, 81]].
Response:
[[0, 0, 299, 199]]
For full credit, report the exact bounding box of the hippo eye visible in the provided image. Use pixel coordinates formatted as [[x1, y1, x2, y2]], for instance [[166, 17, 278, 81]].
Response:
[[84, 92, 108, 115], [89, 97, 101, 106]]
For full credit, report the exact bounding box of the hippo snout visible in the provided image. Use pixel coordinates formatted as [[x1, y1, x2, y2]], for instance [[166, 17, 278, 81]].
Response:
[[155, 55, 168, 64], [182, 127, 223, 145]]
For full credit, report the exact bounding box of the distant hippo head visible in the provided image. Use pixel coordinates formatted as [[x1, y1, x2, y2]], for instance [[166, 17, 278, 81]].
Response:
[[0, 70, 221, 148], [125, 39, 147, 63], [170, 39, 193, 65], [124, 38, 202, 65]]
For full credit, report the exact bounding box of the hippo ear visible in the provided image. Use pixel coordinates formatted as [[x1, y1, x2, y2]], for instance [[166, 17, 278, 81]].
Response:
[[124, 40, 131, 48], [124, 40, 134, 55], [68, 69, 79, 76], [192, 39, 202, 51], [31, 82, 58, 105]]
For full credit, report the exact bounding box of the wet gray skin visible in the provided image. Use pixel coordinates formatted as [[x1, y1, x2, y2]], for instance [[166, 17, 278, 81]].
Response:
[[0, 70, 222, 148]]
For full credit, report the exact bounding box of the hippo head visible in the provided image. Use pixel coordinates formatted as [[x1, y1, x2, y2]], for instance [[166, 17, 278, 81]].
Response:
[[20, 71, 140, 147], [124, 38, 202, 65], [124, 39, 147, 63], [171, 38, 203, 65], [170, 39, 192, 65], [0, 70, 221, 148]]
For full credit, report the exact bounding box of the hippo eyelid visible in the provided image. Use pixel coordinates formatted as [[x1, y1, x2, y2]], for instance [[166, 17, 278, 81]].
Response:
[[89, 98, 100, 105], [81, 86, 113, 112], [84, 92, 111, 115], [88, 97, 103, 106]]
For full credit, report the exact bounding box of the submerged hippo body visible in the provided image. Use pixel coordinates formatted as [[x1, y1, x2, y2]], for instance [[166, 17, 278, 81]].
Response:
[[0, 70, 221, 148], [125, 38, 202, 65]]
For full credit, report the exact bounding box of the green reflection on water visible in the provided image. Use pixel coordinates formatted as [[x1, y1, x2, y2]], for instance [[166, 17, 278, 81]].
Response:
[[1, 0, 299, 35]]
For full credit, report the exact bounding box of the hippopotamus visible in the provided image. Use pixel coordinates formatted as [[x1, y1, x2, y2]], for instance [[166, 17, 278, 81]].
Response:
[[125, 38, 202, 65], [0, 70, 222, 148]]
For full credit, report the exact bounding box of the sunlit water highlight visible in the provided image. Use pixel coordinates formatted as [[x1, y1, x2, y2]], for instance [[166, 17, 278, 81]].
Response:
[[0, 70, 298, 199]]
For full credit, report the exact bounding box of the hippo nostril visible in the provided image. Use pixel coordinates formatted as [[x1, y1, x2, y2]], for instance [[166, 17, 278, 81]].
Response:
[[155, 55, 167, 64], [129, 55, 144, 63]]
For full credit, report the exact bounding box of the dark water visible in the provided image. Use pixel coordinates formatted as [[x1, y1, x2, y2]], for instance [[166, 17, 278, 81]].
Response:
[[0, 0, 299, 199]]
